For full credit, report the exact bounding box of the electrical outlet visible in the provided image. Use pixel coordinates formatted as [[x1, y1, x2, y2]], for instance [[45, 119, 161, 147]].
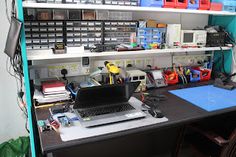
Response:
[[134, 59, 144, 69], [144, 58, 153, 67], [94, 60, 106, 69], [124, 59, 134, 68], [48, 62, 84, 78], [30, 62, 92, 79], [113, 60, 124, 68]]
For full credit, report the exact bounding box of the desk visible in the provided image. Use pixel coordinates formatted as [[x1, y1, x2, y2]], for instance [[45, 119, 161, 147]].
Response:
[[33, 81, 236, 157]]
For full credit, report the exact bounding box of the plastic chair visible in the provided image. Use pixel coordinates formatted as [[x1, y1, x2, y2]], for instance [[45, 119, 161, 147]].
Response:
[[187, 124, 236, 157]]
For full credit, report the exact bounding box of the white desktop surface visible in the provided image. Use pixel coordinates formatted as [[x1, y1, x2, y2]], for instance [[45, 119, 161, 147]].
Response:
[[53, 97, 168, 142]]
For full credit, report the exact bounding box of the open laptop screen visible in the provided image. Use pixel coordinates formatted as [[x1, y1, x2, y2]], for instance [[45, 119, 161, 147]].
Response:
[[74, 82, 140, 109]]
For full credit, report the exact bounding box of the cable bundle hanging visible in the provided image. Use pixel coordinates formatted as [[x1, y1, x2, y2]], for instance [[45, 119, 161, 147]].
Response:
[[4, 0, 29, 133]]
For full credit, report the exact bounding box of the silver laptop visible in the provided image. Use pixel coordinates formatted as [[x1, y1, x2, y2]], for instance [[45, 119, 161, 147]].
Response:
[[73, 82, 146, 127]]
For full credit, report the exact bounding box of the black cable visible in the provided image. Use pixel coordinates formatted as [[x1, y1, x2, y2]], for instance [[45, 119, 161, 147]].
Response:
[[220, 47, 227, 74], [5, 0, 28, 133], [25, 118, 29, 133]]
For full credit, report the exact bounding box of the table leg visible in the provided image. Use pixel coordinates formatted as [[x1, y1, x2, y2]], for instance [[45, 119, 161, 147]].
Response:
[[171, 125, 186, 157]]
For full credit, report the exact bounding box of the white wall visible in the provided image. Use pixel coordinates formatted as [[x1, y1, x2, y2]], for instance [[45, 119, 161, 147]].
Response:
[[0, 0, 28, 143]]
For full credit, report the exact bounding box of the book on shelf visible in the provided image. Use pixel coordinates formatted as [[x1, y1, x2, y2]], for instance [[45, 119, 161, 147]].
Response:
[[34, 89, 70, 104], [42, 80, 66, 93]]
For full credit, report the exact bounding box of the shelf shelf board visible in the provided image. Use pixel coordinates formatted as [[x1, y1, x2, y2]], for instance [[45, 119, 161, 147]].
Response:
[[27, 47, 231, 61], [22, 2, 236, 16]]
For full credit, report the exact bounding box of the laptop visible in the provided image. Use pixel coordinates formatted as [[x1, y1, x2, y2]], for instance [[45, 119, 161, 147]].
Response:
[[73, 82, 146, 127]]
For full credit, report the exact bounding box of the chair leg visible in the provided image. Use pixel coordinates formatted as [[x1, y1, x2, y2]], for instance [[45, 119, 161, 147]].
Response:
[[172, 125, 186, 157]]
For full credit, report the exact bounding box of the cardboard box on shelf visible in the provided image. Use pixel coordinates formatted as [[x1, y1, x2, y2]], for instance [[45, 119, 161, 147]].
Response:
[[147, 20, 157, 28]]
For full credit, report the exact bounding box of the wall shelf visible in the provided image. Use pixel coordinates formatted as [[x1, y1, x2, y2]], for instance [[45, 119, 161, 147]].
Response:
[[22, 2, 236, 16], [27, 47, 231, 60]]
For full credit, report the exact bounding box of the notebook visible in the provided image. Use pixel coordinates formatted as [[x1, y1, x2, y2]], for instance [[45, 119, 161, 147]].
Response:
[[73, 82, 146, 127]]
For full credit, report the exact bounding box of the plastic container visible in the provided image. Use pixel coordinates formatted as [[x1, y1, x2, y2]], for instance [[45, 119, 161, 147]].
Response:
[[164, 70, 179, 85], [140, 0, 164, 7], [104, 0, 139, 6], [190, 69, 201, 82], [198, 0, 210, 10], [108, 11, 133, 20], [192, 67, 212, 81], [137, 28, 166, 49], [212, 0, 236, 12], [187, 0, 199, 9], [210, 2, 223, 11], [163, 0, 176, 8], [138, 28, 153, 36], [176, 0, 188, 9]]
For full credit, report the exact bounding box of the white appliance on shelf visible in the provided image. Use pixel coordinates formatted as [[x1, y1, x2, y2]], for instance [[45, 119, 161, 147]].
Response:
[[181, 30, 207, 47], [166, 24, 181, 48]]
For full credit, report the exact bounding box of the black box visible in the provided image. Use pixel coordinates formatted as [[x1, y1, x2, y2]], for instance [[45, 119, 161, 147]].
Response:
[[206, 32, 226, 47]]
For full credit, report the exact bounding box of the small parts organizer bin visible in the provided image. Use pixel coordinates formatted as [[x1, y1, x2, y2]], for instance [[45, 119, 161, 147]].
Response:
[[66, 21, 102, 49], [25, 21, 64, 50], [187, 0, 199, 9], [199, 0, 211, 10], [210, 2, 223, 11], [163, 0, 176, 8], [140, 0, 164, 7], [137, 28, 166, 49], [190, 69, 201, 82], [191, 67, 211, 81], [212, 0, 236, 12], [164, 70, 179, 85], [104, 21, 138, 50], [176, 0, 188, 9], [104, 0, 139, 6], [64, 0, 103, 4]]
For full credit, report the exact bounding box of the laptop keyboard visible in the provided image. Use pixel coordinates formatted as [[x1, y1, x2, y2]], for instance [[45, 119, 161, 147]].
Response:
[[77, 103, 135, 118]]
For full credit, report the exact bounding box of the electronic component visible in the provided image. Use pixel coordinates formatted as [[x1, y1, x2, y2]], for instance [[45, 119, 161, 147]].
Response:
[[81, 57, 90, 74], [126, 69, 146, 92], [37, 120, 51, 132], [57, 115, 71, 127], [181, 30, 207, 47], [53, 43, 66, 54], [146, 70, 167, 88], [166, 24, 181, 48], [206, 32, 226, 47], [148, 108, 164, 118], [90, 44, 104, 52]]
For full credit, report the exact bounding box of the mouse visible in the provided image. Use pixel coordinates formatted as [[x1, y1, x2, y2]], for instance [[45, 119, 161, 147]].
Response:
[[148, 108, 164, 118]]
